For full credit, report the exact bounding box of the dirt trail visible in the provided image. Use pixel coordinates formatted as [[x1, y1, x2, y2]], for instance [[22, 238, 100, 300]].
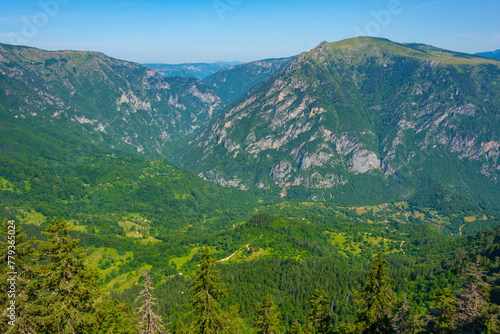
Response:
[[219, 244, 250, 262], [400, 241, 405, 255], [219, 251, 237, 262]]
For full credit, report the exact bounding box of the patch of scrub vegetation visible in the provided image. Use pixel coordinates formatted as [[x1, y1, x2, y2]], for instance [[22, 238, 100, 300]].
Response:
[[245, 247, 271, 261], [0, 177, 16, 192], [140, 236, 162, 244], [170, 247, 201, 269], [119, 220, 143, 231], [86, 247, 134, 281], [18, 209, 46, 226], [327, 232, 400, 256], [67, 219, 87, 232], [103, 265, 152, 292]]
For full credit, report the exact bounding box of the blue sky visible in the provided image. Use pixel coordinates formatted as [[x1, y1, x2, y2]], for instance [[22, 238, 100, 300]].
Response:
[[1, 0, 499, 63]]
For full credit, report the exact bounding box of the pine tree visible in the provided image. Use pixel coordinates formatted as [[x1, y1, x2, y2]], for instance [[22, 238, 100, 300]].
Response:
[[95, 296, 139, 334], [222, 304, 253, 334], [0, 219, 38, 334], [32, 218, 102, 333], [171, 316, 187, 334], [430, 287, 457, 334], [254, 294, 281, 334], [288, 321, 303, 334], [1, 218, 138, 334], [355, 253, 396, 334], [303, 322, 316, 334], [485, 272, 500, 333], [190, 246, 224, 334], [455, 258, 489, 333], [308, 289, 333, 333], [393, 294, 422, 334], [335, 321, 358, 334], [135, 273, 166, 334]]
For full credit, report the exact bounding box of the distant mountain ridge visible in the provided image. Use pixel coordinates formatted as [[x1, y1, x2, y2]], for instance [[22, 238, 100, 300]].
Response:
[[475, 49, 500, 61], [0, 43, 222, 158], [178, 37, 500, 209], [203, 57, 295, 106], [144, 61, 243, 80]]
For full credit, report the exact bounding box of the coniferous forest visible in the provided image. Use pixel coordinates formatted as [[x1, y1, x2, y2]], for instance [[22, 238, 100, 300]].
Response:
[[2, 216, 500, 333]]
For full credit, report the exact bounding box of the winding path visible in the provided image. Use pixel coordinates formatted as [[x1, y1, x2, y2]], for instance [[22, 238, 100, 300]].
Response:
[[218, 244, 250, 262], [460, 224, 466, 236]]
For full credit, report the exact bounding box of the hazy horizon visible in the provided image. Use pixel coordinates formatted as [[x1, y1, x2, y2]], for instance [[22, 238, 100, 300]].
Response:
[[1, 0, 499, 64]]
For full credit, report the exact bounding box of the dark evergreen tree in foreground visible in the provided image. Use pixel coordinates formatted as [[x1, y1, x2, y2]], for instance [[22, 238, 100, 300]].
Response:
[[0, 218, 138, 334], [135, 273, 166, 334], [354, 253, 396, 334], [95, 296, 139, 334], [287, 322, 303, 334], [456, 258, 489, 333], [190, 246, 225, 333], [0, 219, 37, 334], [33, 218, 103, 333], [430, 288, 457, 334], [393, 294, 423, 334], [254, 294, 281, 334], [308, 289, 333, 333], [221, 304, 255, 334], [171, 316, 187, 334]]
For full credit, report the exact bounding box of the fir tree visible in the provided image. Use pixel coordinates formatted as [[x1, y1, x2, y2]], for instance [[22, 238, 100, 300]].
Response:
[[135, 273, 166, 334], [430, 287, 457, 334], [95, 296, 139, 334], [393, 294, 422, 334], [456, 258, 489, 333], [333, 322, 357, 334], [288, 321, 303, 334], [355, 253, 396, 334], [32, 218, 102, 333], [190, 246, 224, 334], [221, 304, 254, 334], [308, 289, 333, 333], [171, 316, 187, 334], [303, 322, 316, 334], [485, 271, 500, 333], [254, 294, 281, 334], [0, 219, 38, 334]]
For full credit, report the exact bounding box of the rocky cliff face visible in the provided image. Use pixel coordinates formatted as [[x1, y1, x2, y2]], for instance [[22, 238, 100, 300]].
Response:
[[0, 44, 221, 158], [178, 38, 500, 206]]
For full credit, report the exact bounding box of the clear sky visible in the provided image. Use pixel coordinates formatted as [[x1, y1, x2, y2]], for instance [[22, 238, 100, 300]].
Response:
[[1, 0, 499, 64]]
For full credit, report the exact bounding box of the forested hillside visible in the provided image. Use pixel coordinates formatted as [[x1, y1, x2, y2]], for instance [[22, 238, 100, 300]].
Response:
[[2, 217, 500, 333]]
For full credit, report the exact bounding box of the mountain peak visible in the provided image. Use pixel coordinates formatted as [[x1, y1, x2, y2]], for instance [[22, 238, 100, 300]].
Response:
[[179, 37, 500, 208], [305, 37, 499, 66]]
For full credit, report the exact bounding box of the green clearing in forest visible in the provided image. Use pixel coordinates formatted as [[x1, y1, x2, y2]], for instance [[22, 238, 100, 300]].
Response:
[[19, 209, 46, 226], [86, 247, 133, 281], [327, 232, 400, 256], [103, 265, 152, 292], [170, 247, 201, 269]]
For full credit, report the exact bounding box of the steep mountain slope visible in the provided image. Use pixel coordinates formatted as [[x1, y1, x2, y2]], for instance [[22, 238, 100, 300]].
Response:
[[476, 49, 500, 61], [203, 57, 295, 106], [178, 37, 500, 208], [0, 43, 222, 158], [144, 62, 241, 80]]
